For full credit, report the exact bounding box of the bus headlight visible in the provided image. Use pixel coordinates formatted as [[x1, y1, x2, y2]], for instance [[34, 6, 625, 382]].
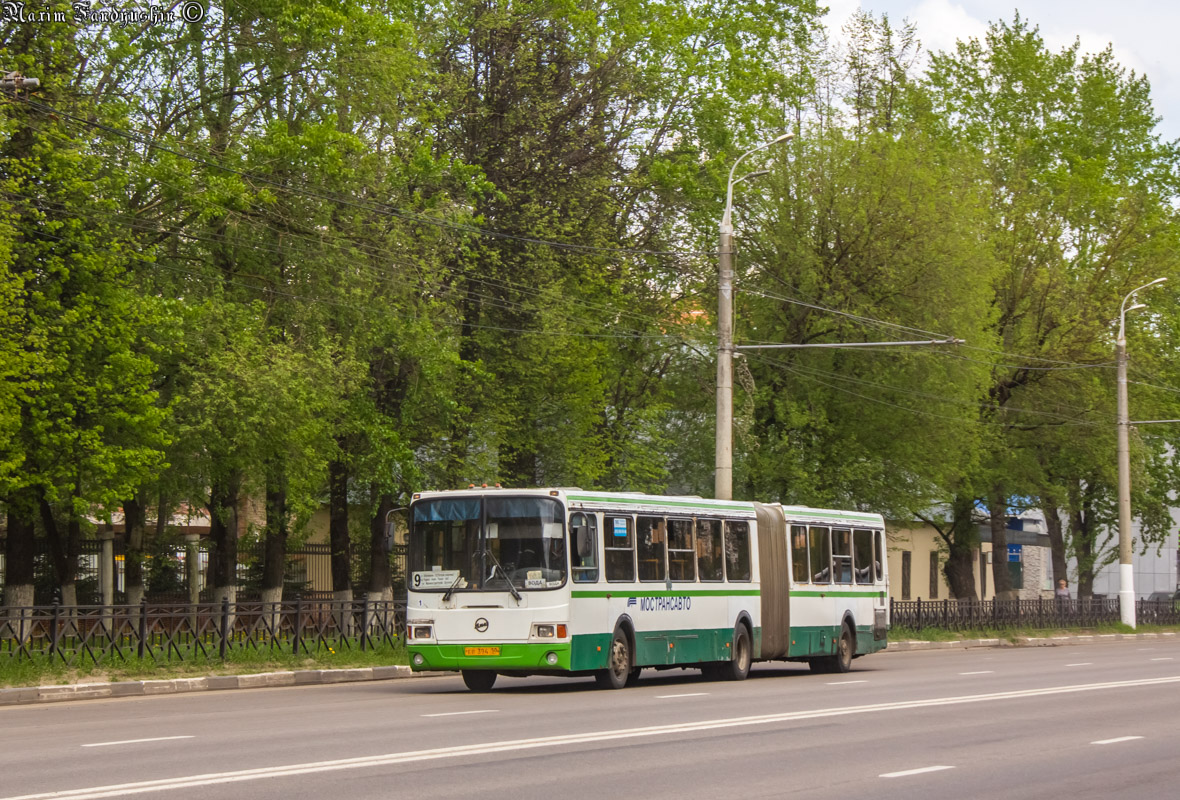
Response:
[[409, 625, 433, 640], [413, 654, 425, 667], [546, 652, 559, 665], [534, 624, 555, 638]]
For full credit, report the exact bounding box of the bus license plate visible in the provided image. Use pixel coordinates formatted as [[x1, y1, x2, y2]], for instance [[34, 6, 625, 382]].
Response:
[[464, 646, 500, 656]]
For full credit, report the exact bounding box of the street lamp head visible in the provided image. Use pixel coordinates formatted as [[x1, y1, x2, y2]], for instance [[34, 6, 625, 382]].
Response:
[[770, 133, 794, 145]]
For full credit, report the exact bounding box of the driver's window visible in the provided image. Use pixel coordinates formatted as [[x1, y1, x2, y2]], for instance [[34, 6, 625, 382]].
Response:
[[570, 512, 599, 583]]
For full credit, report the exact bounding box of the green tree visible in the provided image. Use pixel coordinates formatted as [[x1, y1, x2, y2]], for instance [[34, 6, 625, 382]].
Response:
[[926, 15, 1180, 598]]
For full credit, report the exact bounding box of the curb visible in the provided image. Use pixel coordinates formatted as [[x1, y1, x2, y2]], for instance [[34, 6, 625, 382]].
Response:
[[887, 631, 1176, 652], [0, 664, 432, 707]]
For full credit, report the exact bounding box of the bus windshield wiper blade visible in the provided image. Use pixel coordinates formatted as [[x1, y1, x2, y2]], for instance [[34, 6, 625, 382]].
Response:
[[483, 548, 522, 601], [442, 571, 465, 602]]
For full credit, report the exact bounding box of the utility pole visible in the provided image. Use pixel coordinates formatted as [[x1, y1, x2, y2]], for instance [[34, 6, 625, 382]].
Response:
[[1116, 277, 1167, 629], [716, 134, 791, 501]]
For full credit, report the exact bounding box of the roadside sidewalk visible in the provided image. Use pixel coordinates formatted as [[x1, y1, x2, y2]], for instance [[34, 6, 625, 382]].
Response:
[[3, 631, 1175, 707], [0, 664, 431, 706], [887, 630, 1177, 652]]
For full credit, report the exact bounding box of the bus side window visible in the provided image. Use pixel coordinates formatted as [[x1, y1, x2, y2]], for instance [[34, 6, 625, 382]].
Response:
[[668, 518, 695, 582], [853, 529, 873, 584], [833, 528, 852, 584], [874, 530, 885, 583], [791, 525, 809, 583], [637, 516, 666, 582], [809, 526, 831, 584], [571, 512, 599, 583], [696, 519, 723, 581], [724, 520, 751, 582], [605, 516, 634, 582]]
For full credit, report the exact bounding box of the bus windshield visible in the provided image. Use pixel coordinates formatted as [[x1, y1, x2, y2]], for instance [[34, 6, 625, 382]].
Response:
[[409, 496, 567, 592]]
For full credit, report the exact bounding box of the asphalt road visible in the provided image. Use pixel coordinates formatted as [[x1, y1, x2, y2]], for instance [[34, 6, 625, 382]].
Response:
[[2, 639, 1179, 800]]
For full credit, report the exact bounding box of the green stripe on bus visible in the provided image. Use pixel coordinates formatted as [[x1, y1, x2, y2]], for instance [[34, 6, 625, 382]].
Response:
[[565, 494, 755, 512], [790, 590, 882, 598], [571, 589, 761, 598]]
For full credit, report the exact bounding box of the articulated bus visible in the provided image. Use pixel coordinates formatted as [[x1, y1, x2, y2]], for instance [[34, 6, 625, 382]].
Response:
[[405, 488, 889, 691]]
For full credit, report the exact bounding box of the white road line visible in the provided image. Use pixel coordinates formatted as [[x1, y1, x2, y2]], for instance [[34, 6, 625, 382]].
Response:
[[8, 675, 1180, 800], [1150, 657, 1173, 662], [82, 736, 194, 748], [959, 671, 994, 675], [421, 710, 498, 718], [1066, 663, 1093, 667], [1092, 736, 1144, 745], [656, 692, 709, 699], [880, 766, 955, 778], [825, 680, 867, 685]]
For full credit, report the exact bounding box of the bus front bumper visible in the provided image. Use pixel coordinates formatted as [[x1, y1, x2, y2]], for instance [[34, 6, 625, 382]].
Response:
[[408, 642, 573, 672]]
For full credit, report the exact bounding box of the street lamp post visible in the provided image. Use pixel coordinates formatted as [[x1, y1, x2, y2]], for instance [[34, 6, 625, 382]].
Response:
[[1116, 277, 1166, 628], [716, 133, 792, 501]]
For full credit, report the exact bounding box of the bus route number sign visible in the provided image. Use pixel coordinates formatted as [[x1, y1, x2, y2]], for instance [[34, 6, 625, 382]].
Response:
[[413, 570, 461, 589]]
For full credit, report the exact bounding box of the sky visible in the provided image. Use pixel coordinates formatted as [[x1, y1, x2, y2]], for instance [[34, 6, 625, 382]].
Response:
[[823, 0, 1180, 143]]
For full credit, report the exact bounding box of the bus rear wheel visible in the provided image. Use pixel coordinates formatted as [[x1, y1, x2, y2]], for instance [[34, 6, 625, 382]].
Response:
[[720, 624, 752, 681], [596, 630, 631, 689], [811, 624, 854, 674], [461, 670, 497, 692]]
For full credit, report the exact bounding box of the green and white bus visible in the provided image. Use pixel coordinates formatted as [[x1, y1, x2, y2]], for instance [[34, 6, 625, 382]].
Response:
[[405, 488, 889, 691]]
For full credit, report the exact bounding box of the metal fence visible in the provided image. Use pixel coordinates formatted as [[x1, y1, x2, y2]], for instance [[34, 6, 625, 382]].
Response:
[[890, 597, 1180, 630], [0, 599, 404, 665], [0, 537, 407, 605]]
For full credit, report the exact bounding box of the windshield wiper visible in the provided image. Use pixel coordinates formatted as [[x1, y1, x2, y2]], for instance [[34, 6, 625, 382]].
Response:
[[482, 548, 522, 601], [442, 571, 466, 602]]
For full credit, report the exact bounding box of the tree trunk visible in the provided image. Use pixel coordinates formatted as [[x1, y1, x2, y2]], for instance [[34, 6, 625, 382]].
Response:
[[329, 458, 352, 602], [1068, 480, 1097, 599], [3, 495, 37, 642], [988, 491, 1015, 600], [39, 493, 80, 606], [207, 474, 240, 604], [262, 462, 288, 603], [123, 494, 147, 606], [1041, 500, 1069, 588], [367, 484, 395, 602], [944, 544, 977, 600], [940, 493, 978, 599]]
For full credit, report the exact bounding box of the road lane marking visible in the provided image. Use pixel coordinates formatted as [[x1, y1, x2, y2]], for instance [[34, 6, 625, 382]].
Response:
[[656, 693, 709, 699], [421, 710, 498, 718], [1092, 736, 1144, 745], [82, 736, 194, 748], [880, 766, 954, 778], [8, 675, 1180, 800], [1150, 658, 1173, 662], [1066, 663, 1092, 667], [825, 680, 867, 685], [959, 671, 994, 675]]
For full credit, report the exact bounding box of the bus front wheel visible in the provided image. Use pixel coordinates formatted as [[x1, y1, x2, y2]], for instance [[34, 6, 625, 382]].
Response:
[[461, 670, 497, 692], [596, 630, 631, 689]]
